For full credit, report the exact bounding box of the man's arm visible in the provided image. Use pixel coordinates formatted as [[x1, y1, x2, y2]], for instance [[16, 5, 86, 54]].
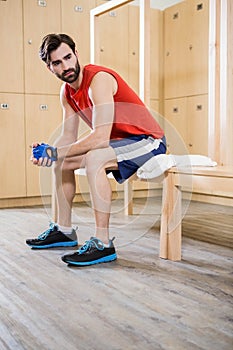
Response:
[[55, 83, 80, 147], [32, 83, 79, 165], [57, 71, 116, 159]]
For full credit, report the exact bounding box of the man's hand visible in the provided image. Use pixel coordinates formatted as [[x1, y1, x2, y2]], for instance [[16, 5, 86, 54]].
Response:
[[31, 143, 58, 167]]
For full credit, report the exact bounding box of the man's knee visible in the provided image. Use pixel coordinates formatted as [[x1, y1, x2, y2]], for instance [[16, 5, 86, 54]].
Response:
[[85, 149, 101, 175], [85, 148, 117, 176], [53, 159, 73, 174]]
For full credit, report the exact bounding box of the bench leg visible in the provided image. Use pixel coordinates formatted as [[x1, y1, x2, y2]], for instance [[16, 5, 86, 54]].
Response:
[[160, 172, 182, 261], [124, 180, 133, 215]]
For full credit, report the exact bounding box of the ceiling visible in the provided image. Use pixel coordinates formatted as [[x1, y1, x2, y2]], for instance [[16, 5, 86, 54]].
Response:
[[129, 0, 184, 10]]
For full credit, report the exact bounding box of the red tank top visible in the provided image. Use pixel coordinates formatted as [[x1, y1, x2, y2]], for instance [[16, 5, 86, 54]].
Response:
[[64, 64, 164, 140]]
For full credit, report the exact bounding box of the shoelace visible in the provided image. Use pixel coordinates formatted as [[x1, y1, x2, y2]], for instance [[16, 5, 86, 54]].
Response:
[[38, 222, 57, 240], [78, 238, 105, 254]]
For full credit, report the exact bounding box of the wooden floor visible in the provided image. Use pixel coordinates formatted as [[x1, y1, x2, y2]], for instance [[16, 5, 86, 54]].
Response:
[[0, 198, 232, 350]]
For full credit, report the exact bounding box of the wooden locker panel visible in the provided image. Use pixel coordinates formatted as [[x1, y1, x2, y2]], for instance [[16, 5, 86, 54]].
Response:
[[23, 0, 62, 94], [150, 8, 162, 100], [128, 6, 162, 99], [128, 4, 139, 94], [164, 98, 188, 154], [150, 99, 159, 113], [96, 1, 129, 82], [61, 0, 96, 65], [164, 1, 188, 99], [25, 94, 62, 196], [186, 0, 209, 95], [0, 0, 24, 93], [0, 94, 26, 198], [187, 94, 208, 155]]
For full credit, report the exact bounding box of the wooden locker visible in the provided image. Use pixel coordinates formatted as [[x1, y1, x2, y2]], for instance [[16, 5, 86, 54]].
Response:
[[187, 94, 208, 155], [96, 0, 129, 82], [150, 99, 160, 113], [150, 8, 162, 100], [25, 94, 62, 196], [128, 3, 139, 94], [23, 0, 62, 94], [0, 0, 24, 93], [128, 5, 162, 99], [61, 0, 96, 65], [186, 0, 209, 95], [164, 1, 188, 99], [164, 98, 188, 154], [0, 94, 26, 198]]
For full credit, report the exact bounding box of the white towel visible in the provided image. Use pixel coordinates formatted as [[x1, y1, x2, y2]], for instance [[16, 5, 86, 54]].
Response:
[[137, 154, 217, 180]]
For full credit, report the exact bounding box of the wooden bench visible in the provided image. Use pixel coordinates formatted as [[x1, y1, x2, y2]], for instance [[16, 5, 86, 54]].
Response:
[[52, 166, 233, 261], [124, 166, 233, 261]]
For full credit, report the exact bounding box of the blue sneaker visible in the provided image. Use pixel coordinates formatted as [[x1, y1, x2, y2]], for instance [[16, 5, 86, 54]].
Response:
[[61, 237, 117, 266], [26, 223, 78, 249]]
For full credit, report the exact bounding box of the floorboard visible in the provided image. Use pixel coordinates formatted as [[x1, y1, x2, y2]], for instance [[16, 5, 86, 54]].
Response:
[[0, 199, 232, 350]]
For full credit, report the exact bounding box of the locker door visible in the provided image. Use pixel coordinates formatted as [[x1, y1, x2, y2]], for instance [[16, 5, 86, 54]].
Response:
[[128, 3, 139, 94], [187, 95, 208, 155], [0, 0, 24, 93], [96, 1, 129, 82], [150, 8, 162, 100], [186, 0, 209, 95], [164, 1, 188, 99], [61, 0, 96, 65], [0, 94, 26, 198], [23, 0, 62, 94], [164, 98, 188, 154], [25, 94, 62, 196]]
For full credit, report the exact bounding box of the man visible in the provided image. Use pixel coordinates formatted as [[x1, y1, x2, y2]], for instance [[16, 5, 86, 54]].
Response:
[[26, 33, 166, 266]]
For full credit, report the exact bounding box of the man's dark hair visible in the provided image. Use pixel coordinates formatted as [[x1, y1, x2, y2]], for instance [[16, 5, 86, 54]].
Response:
[[39, 33, 76, 64]]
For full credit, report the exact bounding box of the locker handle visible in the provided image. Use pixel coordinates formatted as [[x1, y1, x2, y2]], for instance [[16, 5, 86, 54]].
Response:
[[189, 144, 193, 147], [173, 12, 179, 19], [197, 3, 203, 11], [173, 107, 179, 113], [196, 104, 202, 111]]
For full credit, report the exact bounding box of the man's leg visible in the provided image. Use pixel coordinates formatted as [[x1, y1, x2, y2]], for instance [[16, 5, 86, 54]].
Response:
[[54, 155, 86, 227], [85, 147, 118, 244], [26, 155, 86, 248], [61, 146, 118, 266]]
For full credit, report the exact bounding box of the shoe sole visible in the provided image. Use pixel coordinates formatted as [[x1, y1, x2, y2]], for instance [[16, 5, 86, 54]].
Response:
[[64, 253, 117, 266], [27, 241, 78, 249]]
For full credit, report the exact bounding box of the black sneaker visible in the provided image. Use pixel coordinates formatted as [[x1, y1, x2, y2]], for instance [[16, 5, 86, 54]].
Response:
[[26, 223, 78, 249], [61, 237, 117, 266]]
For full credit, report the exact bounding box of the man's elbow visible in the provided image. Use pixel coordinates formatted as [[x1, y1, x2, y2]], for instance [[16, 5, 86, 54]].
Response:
[[92, 130, 111, 149]]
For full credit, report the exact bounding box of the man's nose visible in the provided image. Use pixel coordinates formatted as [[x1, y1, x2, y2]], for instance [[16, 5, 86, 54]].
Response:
[[62, 61, 70, 71]]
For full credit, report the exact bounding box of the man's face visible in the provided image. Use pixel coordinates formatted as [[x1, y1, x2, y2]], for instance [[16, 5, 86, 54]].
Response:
[[49, 43, 80, 83]]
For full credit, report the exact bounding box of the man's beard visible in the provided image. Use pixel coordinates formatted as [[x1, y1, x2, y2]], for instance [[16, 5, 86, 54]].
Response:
[[56, 59, 80, 83]]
